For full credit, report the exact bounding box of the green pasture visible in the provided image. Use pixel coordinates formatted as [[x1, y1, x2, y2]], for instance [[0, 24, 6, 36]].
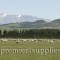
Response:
[[0, 39, 60, 60]]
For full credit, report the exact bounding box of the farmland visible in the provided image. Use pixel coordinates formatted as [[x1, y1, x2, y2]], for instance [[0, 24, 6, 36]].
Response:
[[0, 39, 60, 60]]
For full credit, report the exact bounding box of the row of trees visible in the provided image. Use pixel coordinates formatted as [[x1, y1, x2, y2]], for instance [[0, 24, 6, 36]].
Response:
[[0, 29, 60, 38]]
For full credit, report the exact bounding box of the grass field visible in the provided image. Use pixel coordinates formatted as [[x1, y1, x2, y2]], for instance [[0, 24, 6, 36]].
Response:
[[0, 39, 60, 60]]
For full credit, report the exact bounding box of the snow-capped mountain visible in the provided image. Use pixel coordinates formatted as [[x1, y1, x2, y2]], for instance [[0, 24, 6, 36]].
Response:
[[0, 13, 60, 29], [18, 15, 42, 22], [0, 13, 48, 24], [0, 13, 19, 24]]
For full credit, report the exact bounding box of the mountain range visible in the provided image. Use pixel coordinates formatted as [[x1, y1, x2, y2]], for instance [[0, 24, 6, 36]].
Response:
[[0, 13, 60, 29], [0, 13, 47, 24]]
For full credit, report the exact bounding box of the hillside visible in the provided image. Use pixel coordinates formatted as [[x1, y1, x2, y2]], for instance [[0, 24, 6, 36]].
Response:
[[0, 19, 60, 30]]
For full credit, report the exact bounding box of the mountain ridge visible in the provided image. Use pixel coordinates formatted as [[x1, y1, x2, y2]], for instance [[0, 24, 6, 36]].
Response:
[[0, 13, 60, 29], [0, 19, 60, 29], [0, 13, 48, 24]]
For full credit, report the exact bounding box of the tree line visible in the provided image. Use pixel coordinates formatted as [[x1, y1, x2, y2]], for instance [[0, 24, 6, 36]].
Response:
[[0, 29, 60, 38]]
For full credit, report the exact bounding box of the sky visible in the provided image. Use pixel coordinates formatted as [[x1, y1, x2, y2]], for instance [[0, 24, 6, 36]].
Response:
[[0, 0, 60, 21]]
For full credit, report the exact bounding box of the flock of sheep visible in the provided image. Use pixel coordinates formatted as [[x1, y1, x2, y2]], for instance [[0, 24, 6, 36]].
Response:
[[0, 38, 60, 43]]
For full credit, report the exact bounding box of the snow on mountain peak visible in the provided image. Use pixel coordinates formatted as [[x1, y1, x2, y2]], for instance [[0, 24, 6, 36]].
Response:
[[0, 13, 48, 24], [18, 15, 21, 18], [3, 14, 7, 17], [0, 13, 7, 17]]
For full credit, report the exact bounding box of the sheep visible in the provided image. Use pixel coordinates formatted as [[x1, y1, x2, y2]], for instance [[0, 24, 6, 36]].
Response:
[[16, 39, 21, 43], [1, 38, 8, 42], [23, 39, 27, 42], [31, 39, 34, 42], [49, 40, 54, 43], [39, 39, 43, 42], [34, 39, 38, 42], [45, 39, 49, 43], [16, 40, 21, 43]]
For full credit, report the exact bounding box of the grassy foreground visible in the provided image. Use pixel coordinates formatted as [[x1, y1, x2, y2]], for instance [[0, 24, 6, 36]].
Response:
[[0, 39, 60, 60]]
